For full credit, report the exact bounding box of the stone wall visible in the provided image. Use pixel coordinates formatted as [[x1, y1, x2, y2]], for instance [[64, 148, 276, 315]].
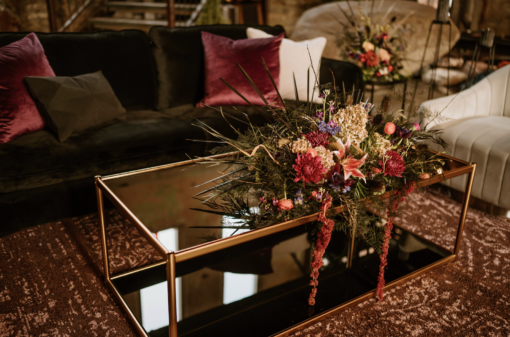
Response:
[[478, 0, 510, 37], [266, 0, 318, 35], [0, 0, 102, 33], [267, 0, 510, 37], [0, 0, 22, 31], [0, 0, 49, 32]]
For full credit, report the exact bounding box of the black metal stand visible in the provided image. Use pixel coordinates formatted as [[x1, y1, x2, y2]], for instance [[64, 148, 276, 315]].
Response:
[[366, 79, 408, 111], [466, 29, 496, 88], [411, 20, 452, 108]]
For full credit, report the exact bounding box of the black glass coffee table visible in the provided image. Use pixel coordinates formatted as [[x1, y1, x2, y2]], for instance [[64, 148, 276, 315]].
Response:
[[95, 152, 476, 337]]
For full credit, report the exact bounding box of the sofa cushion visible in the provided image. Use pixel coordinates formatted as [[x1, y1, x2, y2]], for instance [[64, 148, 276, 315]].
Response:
[[200, 31, 283, 107], [427, 116, 510, 209], [0, 30, 157, 111], [25, 71, 127, 141], [148, 24, 286, 110], [246, 28, 327, 103], [0, 33, 55, 143], [0, 111, 205, 193]]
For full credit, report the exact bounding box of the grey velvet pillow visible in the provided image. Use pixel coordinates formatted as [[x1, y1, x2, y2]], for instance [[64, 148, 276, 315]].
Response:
[[24, 71, 126, 141]]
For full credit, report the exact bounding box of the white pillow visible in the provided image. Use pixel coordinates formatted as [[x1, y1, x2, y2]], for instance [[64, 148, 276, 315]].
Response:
[[247, 28, 326, 104]]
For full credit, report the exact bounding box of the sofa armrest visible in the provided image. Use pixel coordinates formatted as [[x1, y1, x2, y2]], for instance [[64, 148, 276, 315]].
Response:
[[420, 64, 510, 130], [319, 58, 364, 96]]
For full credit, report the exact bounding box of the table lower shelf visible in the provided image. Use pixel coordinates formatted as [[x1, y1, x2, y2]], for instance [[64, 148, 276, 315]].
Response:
[[112, 225, 452, 337]]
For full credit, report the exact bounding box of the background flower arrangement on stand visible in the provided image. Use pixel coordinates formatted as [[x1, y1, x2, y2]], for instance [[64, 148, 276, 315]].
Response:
[[191, 61, 448, 305], [338, 5, 412, 82]]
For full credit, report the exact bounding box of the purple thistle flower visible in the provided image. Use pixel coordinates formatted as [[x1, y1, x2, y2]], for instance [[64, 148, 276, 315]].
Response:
[[318, 120, 341, 135], [294, 189, 304, 205], [329, 183, 351, 193]]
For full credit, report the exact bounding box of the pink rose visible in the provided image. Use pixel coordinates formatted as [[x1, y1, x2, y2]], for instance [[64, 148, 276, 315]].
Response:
[[384, 122, 396, 135], [413, 122, 421, 131], [378, 48, 391, 62], [373, 167, 382, 174], [278, 199, 293, 211], [419, 173, 430, 180], [306, 148, 318, 157]]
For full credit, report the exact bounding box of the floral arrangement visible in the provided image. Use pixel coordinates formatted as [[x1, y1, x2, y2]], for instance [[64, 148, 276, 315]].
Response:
[[191, 63, 447, 305], [338, 5, 411, 82]]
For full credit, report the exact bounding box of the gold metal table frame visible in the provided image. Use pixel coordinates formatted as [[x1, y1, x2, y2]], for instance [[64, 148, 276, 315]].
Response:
[[94, 152, 476, 337]]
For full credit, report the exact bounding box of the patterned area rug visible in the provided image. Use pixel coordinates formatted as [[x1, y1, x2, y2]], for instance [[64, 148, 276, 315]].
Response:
[[0, 188, 509, 336], [293, 188, 510, 337]]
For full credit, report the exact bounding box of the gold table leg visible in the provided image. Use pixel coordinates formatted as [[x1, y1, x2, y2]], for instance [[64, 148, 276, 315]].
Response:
[[347, 224, 356, 268], [167, 252, 178, 337], [453, 163, 477, 260], [95, 176, 110, 281]]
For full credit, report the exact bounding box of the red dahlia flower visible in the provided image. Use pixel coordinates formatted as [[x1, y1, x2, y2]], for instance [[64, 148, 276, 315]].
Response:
[[293, 153, 327, 184], [360, 50, 379, 67], [380, 150, 405, 177], [304, 131, 330, 147]]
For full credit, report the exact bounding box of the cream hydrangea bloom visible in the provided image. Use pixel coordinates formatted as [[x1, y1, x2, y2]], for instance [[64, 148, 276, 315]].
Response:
[[372, 132, 392, 158], [331, 104, 369, 145], [314, 146, 335, 172], [362, 41, 374, 51], [291, 138, 312, 153]]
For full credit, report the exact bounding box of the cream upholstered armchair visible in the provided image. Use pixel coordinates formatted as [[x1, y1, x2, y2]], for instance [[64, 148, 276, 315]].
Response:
[[419, 65, 510, 210]]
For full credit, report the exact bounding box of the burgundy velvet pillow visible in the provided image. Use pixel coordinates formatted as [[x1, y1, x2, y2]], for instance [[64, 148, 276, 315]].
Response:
[[200, 31, 283, 107], [0, 33, 55, 143]]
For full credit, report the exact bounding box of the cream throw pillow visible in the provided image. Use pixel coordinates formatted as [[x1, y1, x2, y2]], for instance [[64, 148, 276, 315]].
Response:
[[246, 28, 327, 103]]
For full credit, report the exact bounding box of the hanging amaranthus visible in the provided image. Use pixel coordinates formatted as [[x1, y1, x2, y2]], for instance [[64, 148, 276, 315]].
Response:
[[309, 194, 335, 305], [376, 182, 416, 301]]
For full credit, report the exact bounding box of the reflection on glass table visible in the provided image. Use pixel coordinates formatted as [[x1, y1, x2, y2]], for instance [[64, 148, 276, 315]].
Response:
[[112, 220, 449, 336]]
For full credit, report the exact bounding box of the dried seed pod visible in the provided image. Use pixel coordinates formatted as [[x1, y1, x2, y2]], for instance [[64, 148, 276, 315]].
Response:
[[373, 114, 383, 125], [381, 95, 391, 114], [368, 180, 386, 194], [278, 138, 291, 148], [327, 142, 343, 151], [345, 94, 353, 105]]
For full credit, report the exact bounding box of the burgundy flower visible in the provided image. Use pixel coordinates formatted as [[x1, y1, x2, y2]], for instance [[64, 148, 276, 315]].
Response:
[[293, 153, 327, 184], [360, 50, 379, 67], [380, 151, 406, 177], [304, 131, 330, 147], [328, 163, 356, 192], [396, 126, 412, 139]]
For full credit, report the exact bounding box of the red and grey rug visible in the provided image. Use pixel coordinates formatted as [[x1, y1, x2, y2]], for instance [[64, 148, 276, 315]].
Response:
[[0, 188, 509, 336]]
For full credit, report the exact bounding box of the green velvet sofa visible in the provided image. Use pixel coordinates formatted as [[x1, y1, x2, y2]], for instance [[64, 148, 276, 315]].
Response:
[[0, 25, 364, 237]]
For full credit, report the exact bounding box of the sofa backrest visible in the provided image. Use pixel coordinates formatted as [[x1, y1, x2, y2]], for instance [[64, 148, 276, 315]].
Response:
[[0, 30, 157, 111], [148, 24, 286, 110], [420, 65, 510, 129]]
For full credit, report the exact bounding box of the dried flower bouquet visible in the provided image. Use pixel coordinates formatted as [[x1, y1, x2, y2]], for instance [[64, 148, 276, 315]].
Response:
[[190, 60, 447, 304], [337, 2, 412, 82]]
